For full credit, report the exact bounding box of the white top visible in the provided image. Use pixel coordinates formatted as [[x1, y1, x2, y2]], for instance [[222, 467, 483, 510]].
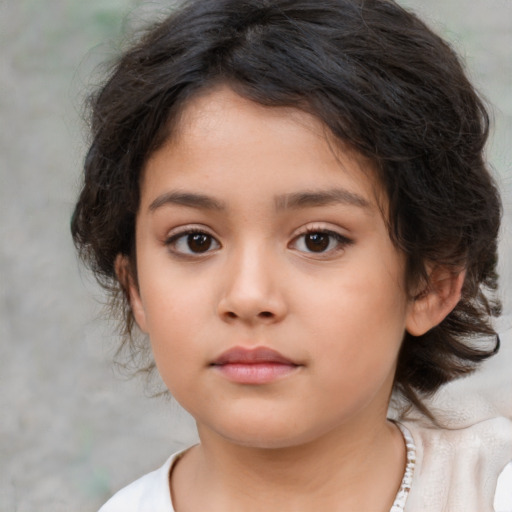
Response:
[[99, 417, 512, 512]]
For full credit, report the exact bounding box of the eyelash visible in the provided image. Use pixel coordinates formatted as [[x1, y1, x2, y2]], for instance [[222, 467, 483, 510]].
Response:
[[165, 227, 221, 257], [289, 228, 353, 256], [164, 226, 353, 257]]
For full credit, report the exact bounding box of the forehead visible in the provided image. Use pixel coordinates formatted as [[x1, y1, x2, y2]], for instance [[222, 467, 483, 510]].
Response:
[[141, 85, 385, 212]]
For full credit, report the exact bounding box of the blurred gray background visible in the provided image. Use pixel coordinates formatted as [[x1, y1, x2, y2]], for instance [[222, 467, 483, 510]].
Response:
[[0, 1, 511, 510]]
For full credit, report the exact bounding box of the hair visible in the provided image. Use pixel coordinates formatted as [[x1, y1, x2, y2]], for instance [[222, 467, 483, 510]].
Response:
[[71, 0, 502, 417]]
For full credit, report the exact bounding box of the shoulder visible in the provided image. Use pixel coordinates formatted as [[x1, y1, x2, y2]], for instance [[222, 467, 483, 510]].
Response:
[[402, 416, 512, 511], [495, 461, 512, 512], [98, 449, 187, 512], [414, 415, 512, 454]]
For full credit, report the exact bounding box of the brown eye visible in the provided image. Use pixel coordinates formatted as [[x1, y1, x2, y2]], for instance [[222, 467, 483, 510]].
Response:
[[187, 233, 213, 253], [166, 230, 220, 256], [290, 229, 352, 255], [304, 232, 330, 252]]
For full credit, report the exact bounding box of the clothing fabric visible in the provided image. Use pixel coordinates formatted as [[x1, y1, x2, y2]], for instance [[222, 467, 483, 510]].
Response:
[[404, 416, 512, 512], [98, 416, 512, 512]]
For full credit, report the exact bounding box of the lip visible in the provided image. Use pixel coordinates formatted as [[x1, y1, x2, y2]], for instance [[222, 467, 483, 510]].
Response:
[[210, 346, 301, 384]]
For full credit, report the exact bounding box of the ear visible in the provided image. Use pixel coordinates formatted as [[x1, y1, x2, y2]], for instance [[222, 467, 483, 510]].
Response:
[[114, 254, 148, 333], [405, 266, 465, 336]]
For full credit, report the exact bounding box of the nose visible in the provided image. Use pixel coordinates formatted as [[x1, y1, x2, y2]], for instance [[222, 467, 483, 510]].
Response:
[[217, 245, 288, 324]]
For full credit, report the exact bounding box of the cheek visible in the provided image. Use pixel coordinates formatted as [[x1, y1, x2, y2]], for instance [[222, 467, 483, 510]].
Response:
[[139, 248, 211, 327], [303, 263, 407, 383], [307, 267, 407, 337], [138, 273, 206, 367]]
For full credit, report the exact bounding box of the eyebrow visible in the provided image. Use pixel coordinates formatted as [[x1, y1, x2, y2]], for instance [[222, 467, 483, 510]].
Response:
[[148, 187, 371, 213], [275, 188, 370, 211], [149, 191, 226, 212]]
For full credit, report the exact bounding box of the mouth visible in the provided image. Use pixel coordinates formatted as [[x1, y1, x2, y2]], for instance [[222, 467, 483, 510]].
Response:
[[210, 346, 301, 384]]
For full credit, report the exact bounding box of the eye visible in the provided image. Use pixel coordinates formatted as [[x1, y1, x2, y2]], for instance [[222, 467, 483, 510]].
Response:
[[166, 230, 220, 255], [291, 230, 352, 254]]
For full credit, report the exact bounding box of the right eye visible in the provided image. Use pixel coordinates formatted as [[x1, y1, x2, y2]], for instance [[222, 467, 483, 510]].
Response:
[[166, 230, 220, 256]]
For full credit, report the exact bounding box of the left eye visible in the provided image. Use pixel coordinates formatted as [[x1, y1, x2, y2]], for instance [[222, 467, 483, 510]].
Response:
[[291, 231, 350, 254]]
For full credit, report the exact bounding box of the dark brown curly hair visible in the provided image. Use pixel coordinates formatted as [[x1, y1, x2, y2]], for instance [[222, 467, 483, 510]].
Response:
[[71, 0, 502, 416]]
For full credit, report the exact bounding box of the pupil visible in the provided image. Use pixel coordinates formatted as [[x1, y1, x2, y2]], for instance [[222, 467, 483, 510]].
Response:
[[305, 233, 329, 252], [188, 233, 212, 253]]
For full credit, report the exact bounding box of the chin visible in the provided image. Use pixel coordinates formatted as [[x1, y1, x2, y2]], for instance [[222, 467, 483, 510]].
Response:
[[206, 416, 331, 450], [221, 432, 309, 450]]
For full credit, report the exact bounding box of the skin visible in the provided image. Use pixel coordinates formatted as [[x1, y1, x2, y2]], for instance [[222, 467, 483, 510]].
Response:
[[125, 86, 462, 511]]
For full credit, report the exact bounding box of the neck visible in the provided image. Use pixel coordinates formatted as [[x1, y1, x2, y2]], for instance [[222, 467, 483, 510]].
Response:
[[172, 415, 406, 512]]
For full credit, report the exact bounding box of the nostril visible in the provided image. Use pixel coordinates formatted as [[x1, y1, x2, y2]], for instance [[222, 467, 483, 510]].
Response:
[[259, 311, 274, 319], [226, 311, 237, 319]]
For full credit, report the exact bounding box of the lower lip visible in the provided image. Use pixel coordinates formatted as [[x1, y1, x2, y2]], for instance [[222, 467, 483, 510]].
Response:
[[212, 363, 299, 384]]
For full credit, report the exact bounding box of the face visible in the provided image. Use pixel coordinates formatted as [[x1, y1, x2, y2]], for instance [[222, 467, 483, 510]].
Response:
[[129, 86, 417, 449]]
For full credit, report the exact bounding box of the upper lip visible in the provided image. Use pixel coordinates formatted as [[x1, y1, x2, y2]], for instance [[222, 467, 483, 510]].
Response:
[[211, 346, 298, 365]]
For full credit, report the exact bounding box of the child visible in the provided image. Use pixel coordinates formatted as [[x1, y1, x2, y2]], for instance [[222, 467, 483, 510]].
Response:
[[71, 0, 512, 510]]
